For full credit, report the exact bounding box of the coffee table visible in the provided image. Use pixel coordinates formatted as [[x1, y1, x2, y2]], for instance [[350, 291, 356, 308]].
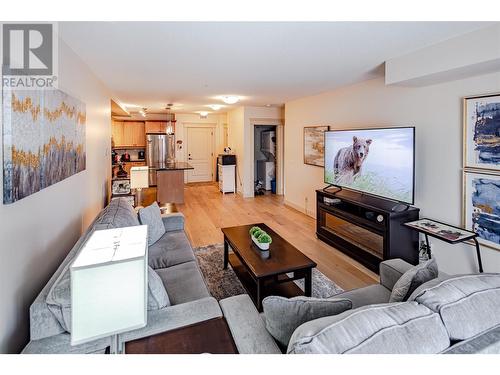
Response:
[[221, 223, 317, 311]]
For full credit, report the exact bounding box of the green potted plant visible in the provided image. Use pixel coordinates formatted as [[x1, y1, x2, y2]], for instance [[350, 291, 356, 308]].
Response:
[[249, 226, 272, 250]]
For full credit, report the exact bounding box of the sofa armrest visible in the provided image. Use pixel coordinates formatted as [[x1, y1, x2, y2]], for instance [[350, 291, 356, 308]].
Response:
[[161, 212, 185, 232], [220, 294, 282, 354], [379, 258, 414, 291], [119, 297, 222, 345], [22, 334, 110, 354]]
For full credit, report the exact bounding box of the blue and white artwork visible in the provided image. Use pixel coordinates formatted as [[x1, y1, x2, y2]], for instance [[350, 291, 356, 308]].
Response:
[[464, 171, 500, 251], [464, 94, 500, 170]]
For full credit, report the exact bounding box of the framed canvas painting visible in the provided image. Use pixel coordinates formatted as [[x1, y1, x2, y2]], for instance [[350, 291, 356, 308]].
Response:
[[304, 125, 329, 167], [463, 170, 500, 251], [463, 93, 500, 171], [3, 88, 86, 204]]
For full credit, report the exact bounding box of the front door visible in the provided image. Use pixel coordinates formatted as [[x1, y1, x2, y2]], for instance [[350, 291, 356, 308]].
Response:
[[186, 127, 214, 183]]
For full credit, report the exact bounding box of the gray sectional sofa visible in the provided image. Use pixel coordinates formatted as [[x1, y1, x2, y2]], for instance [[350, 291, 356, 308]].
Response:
[[220, 260, 500, 354], [22, 198, 223, 353], [22, 197, 500, 354]]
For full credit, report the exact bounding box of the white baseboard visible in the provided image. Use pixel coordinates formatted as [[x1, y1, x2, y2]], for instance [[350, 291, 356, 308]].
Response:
[[284, 199, 316, 219]]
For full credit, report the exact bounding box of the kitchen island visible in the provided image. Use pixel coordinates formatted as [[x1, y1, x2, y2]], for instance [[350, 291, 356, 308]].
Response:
[[156, 162, 194, 204]]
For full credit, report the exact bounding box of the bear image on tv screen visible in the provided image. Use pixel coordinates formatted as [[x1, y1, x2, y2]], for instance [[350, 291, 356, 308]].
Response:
[[324, 127, 414, 204]]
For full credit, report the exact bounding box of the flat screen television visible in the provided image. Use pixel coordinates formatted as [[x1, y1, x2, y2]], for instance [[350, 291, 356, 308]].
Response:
[[324, 127, 415, 204]]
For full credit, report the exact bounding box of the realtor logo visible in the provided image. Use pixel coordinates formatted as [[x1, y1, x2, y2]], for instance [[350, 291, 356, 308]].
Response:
[[2, 23, 58, 89], [3, 23, 53, 75]]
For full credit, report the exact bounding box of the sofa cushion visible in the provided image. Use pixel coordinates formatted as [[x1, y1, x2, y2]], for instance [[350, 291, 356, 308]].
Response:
[[442, 324, 500, 354], [333, 284, 391, 308], [138, 202, 166, 246], [413, 273, 500, 341], [220, 295, 282, 354], [155, 261, 210, 305], [148, 230, 195, 269], [96, 197, 140, 229], [147, 266, 171, 310], [263, 296, 352, 347], [389, 259, 438, 302], [287, 302, 450, 354]]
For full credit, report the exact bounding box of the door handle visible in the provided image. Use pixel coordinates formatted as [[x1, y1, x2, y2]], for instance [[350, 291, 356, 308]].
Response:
[[188, 157, 192, 160]]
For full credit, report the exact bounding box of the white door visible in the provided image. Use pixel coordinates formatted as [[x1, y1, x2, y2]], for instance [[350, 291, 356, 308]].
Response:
[[186, 127, 214, 183]]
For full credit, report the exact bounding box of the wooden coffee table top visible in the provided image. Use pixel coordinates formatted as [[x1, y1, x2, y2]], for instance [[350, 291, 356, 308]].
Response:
[[221, 223, 316, 278], [125, 317, 238, 354]]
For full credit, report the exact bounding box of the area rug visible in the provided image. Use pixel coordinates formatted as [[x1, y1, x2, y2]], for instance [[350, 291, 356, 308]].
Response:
[[193, 243, 344, 301]]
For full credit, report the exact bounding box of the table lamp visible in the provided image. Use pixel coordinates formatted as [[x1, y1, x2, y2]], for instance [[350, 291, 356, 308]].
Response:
[[130, 166, 149, 207], [70, 225, 148, 353]]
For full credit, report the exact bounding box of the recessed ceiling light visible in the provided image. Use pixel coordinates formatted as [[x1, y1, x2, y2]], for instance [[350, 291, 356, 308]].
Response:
[[207, 104, 222, 111], [221, 96, 239, 105], [139, 108, 147, 117], [265, 104, 272, 107]]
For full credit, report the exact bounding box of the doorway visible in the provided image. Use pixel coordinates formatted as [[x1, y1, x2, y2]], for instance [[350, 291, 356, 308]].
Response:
[[254, 125, 277, 196], [185, 126, 215, 183]]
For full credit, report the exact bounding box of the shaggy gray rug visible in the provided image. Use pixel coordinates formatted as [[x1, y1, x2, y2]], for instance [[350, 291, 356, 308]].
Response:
[[193, 243, 344, 301]]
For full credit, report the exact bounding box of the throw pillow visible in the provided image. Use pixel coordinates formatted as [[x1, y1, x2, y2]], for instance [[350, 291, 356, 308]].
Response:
[[389, 258, 438, 302], [147, 266, 171, 310], [138, 202, 166, 246], [263, 295, 352, 347]]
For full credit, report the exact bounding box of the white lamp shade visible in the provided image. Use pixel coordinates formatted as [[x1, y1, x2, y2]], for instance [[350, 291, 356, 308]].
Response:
[[70, 225, 148, 346], [130, 166, 149, 189]]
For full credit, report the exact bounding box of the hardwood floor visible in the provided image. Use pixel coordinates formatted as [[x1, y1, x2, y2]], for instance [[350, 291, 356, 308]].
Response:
[[147, 183, 378, 290]]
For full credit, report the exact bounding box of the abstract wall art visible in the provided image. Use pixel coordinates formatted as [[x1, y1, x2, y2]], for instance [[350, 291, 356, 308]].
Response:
[[304, 125, 329, 167], [463, 171, 500, 251], [2, 89, 86, 204], [464, 93, 500, 171]]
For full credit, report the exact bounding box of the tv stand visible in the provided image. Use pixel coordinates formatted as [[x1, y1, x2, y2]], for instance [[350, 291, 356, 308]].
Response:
[[316, 189, 420, 273]]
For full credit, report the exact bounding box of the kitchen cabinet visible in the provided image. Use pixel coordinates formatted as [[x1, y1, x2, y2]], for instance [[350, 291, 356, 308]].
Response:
[[112, 121, 146, 147], [132, 122, 146, 147], [111, 121, 124, 147], [145, 121, 167, 134]]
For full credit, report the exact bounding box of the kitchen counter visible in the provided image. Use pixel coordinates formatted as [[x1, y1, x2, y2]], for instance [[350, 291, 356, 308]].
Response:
[[155, 162, 194, 171], [156, 162, 193, 204]]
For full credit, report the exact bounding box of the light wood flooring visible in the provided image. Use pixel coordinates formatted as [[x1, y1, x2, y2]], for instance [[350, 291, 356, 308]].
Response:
[[146, 183, 378, 290]]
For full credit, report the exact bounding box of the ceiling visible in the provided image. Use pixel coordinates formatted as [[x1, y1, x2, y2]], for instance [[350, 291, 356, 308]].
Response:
[[59, 22, 494, 114]]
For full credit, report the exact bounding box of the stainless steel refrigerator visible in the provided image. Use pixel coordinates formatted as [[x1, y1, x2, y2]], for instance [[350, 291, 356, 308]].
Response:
[[146, 134, 175, 186]]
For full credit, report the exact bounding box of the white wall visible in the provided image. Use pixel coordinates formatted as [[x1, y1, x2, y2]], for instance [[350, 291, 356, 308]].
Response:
[[386, 24, 500, 86], [227, 106, 282, 197], [284, 73, 500, 275], [227, 107, 246, 194], [0, 38, 111, 353]]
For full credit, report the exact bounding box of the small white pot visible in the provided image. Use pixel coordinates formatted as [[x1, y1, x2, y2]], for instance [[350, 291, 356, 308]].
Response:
[[251, 235, 270, 250]]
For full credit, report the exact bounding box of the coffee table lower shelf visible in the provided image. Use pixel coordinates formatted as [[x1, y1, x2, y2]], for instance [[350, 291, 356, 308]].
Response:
[[228, 253, 305, 310]]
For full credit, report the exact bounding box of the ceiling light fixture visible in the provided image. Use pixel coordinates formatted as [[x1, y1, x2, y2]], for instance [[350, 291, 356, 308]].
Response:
[[221, 96, 239, 105], [199, 111, 209, 119], [139, 108, 147, 117], [207, 104, 222, 111]]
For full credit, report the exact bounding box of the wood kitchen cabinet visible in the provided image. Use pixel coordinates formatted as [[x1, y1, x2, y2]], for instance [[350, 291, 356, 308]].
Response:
[[111, 121, 124, 147], [126, 122, 145, 147], [112, 121, 146, 147], [145, 121, 167, 134]]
